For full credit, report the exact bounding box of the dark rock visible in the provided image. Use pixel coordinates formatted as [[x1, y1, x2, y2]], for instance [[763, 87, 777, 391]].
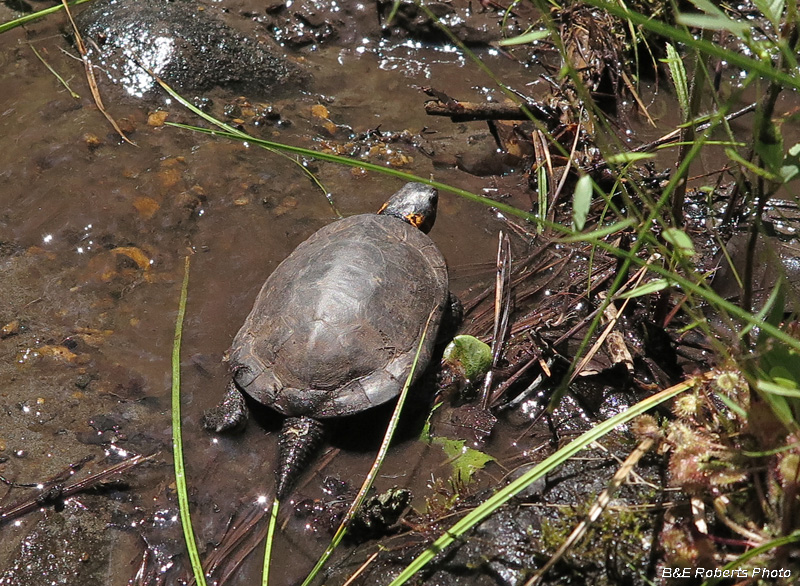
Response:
[[74, 0, 308, 98]]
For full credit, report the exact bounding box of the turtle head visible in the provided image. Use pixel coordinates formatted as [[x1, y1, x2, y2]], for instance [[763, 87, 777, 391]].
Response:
[[378, 183, 438, 233]]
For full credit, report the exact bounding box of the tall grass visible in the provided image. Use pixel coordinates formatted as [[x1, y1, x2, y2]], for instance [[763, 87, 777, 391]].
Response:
[[5, 0, 798, 582]]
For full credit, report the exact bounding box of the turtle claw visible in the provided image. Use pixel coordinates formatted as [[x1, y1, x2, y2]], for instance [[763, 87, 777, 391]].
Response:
[[202, 380, 249, 433]]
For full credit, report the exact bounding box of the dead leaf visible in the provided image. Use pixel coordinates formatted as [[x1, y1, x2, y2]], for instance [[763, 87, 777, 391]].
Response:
[[111, 246, 152, 271]]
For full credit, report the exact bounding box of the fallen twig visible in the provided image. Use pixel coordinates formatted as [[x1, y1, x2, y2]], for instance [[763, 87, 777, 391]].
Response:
[[630, 102, 757, 157], [0, 453, 155, 525], [424, 98, 556, 123], [61, 0, 135, 145], [480, 231, 513, 411]]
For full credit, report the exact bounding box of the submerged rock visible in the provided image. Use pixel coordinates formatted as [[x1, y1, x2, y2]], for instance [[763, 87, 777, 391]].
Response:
[[74, 0, 307, 98]]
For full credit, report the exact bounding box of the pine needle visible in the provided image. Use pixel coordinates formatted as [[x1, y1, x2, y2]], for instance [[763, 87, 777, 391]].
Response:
[[29, 44, 79, 98], [60, 0, 135, 145]]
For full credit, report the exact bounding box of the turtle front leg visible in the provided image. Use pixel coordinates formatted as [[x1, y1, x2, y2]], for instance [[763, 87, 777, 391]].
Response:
[[202, 380, 249, 433], [438, 291, 463, 343]]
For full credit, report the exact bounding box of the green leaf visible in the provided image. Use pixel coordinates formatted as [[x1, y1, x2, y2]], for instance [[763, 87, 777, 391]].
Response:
[[557, 218, 637, 243], [537, 165, 547, 234], [725, 147, 782, 181], [418, 403, 440, 442], [498, 29, 549, 46], [663, 43, 690, 120], [780, 142, 800, 183], [746, 281, 785, 340], [432, 437, 495, 483], [687, 0, 727, 15], [605, 152, 655, 165], [754, 377, 799, 429], [681, 0, 750, 36], [753, 0, 785, 29], [676, 13, 749, 37], [662, 227, 696, 257], [616, 278, 672, 299], [443, 335, 493, 380], [572, 174, 593, 231], [757, 378, 800, 399]]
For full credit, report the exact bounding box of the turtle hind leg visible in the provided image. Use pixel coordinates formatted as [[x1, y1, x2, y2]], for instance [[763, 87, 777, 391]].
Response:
[[275, 416, 325, 501], [202, 380, 249, 433]]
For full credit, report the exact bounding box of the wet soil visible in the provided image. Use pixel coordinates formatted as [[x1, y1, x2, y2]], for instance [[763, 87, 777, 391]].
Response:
[[0, 2, 541, 584], [1, 1, 799, 585]]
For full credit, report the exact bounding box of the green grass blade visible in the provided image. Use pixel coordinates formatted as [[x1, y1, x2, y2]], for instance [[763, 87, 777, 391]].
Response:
[[262, 499, 280, 586], [164, 121, 548, 228], [537, 165, 548, 234], [676, 9, 748, 37], [556, 218, 637, 242], [383, 0, 402, 28], [0, 0, 93, 34], [605, 152, 655, 164], [616, 278, 672, 299], [171, 256, 207, 586], [29, 44, 80, 98], [498, 29, 549, 46], [300, 310, 438, 586], [701, 530, 800, 586], [387, 379, 693, 586], [752, 0, 785, 29], [153, 77, 338, 217]]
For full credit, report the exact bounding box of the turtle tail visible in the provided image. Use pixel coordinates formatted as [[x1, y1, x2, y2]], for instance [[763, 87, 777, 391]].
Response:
[[275, 416, 325, 501]]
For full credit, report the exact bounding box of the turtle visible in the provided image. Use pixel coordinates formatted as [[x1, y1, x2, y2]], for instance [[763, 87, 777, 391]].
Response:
[[203, 182, 456, 499]]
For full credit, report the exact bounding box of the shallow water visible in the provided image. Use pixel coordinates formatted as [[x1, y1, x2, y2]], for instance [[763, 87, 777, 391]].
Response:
[[2, 1, 799, 585], [0, 2, 540, 584]]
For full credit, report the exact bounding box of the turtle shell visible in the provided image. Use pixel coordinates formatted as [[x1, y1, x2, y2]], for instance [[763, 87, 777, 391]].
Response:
[[228, 212, 448, 418]]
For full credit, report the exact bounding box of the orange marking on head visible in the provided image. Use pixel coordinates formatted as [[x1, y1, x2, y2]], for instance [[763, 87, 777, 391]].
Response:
[[407, 213, 425, 228]]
